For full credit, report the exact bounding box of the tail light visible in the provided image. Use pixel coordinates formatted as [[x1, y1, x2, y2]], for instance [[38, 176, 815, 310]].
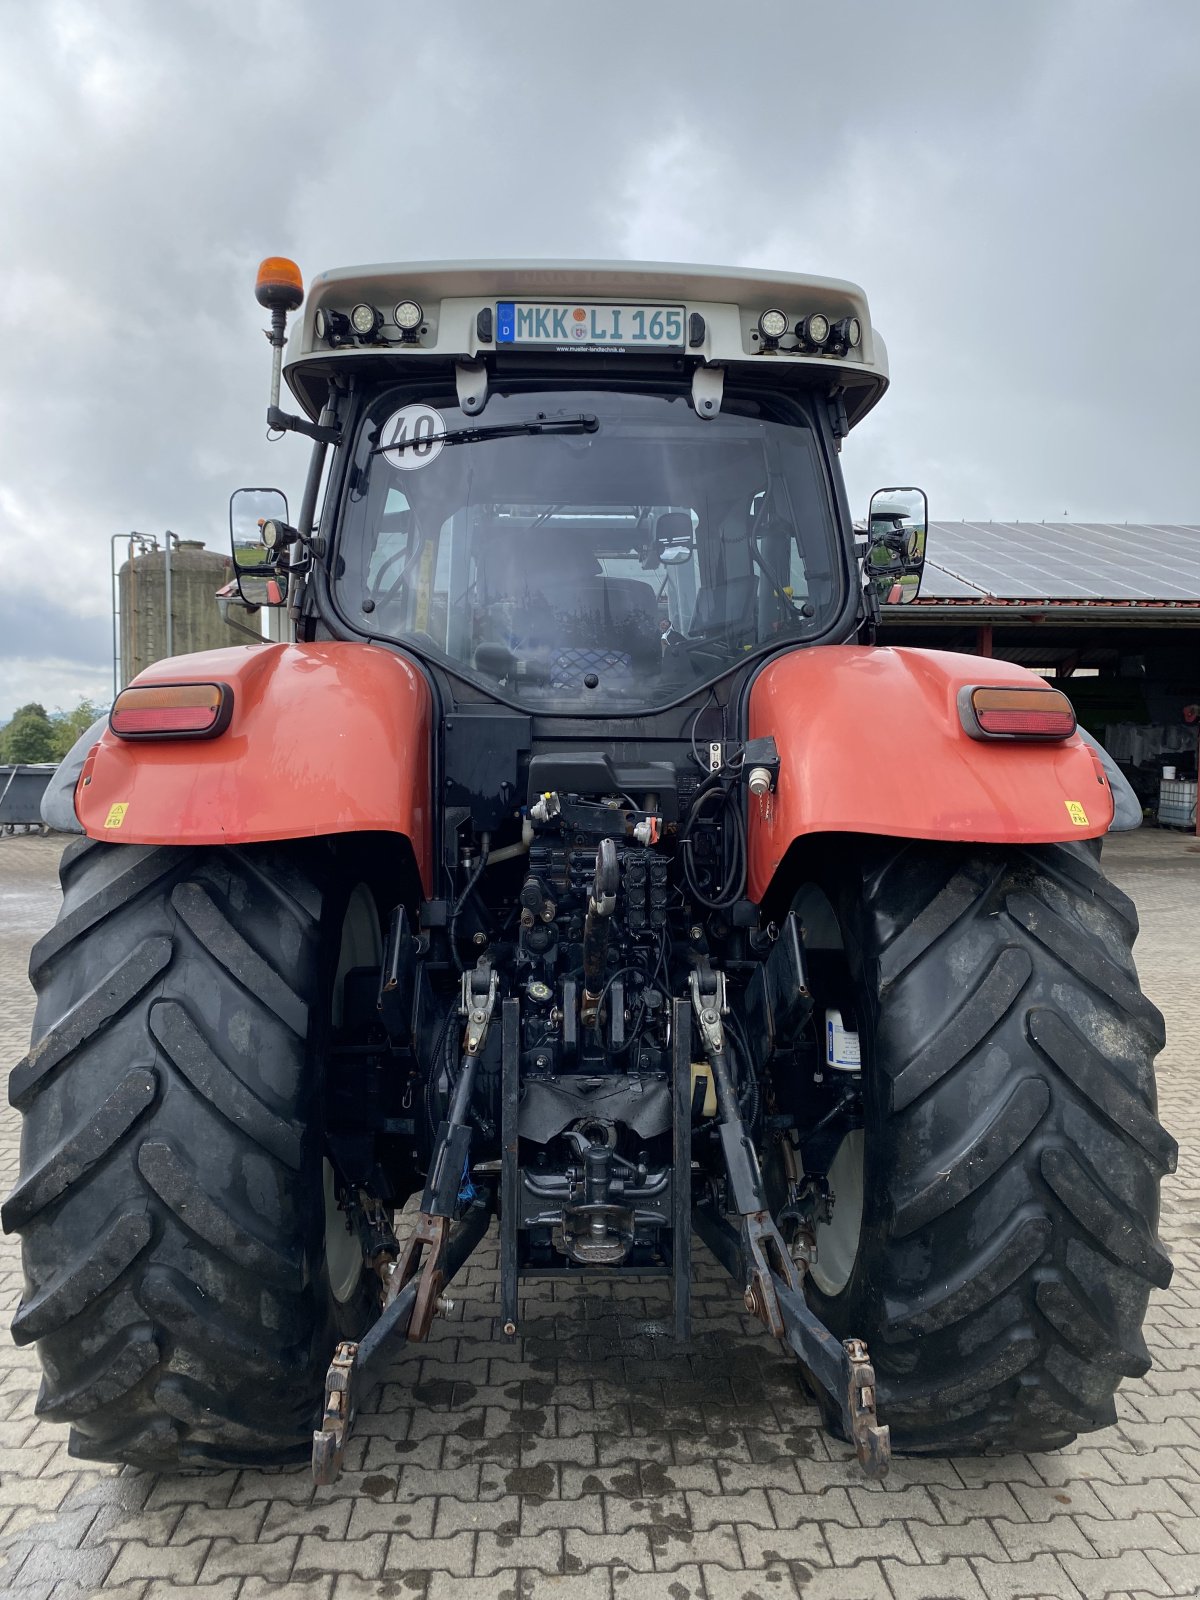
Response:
[[110, 683, 233, 740], [959, 685, 1076, 741]]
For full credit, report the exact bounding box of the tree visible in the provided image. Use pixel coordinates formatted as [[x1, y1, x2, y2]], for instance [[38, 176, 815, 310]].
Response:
[[0, 703, 57, 764], [49, 699, 108, 761]]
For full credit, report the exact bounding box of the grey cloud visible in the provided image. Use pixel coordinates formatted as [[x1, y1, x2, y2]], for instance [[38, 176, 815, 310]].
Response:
[[0, 591, 112, 670], [0, 0, 1196, 707]]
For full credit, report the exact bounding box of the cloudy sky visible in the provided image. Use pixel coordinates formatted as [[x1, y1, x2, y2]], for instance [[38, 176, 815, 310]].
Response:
[[0, 0, 1196, 721]]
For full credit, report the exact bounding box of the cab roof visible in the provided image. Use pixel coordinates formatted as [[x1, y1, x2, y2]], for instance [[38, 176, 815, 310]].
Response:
[[283, 258, 888, 427]]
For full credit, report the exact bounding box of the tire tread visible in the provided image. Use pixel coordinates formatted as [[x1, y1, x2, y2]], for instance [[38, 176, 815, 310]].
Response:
[[805, 838, 1172, 1455], [5, 842, 352, 1468]]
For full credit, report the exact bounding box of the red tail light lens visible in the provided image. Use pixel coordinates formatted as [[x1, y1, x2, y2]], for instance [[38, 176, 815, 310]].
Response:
[[963, 686, 1076, 740], [110, 683, 233, 740]]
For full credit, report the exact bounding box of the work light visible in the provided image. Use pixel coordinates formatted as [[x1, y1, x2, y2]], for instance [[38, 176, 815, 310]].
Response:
[[797, 313, 830, 349], [393, 299, 423, 332], [314, 307, 351, 344], [350, 303, 383, 339]]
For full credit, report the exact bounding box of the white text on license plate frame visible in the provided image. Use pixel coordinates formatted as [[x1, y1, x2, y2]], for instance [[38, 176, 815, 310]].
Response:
[[496, 302, 685, 350]]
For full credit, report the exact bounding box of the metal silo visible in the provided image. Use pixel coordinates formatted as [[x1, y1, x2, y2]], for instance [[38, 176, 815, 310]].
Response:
[[115, 536, 251, 691]]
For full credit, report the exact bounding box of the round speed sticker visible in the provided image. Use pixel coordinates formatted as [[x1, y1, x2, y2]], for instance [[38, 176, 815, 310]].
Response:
[[378, 403, 446, 471]]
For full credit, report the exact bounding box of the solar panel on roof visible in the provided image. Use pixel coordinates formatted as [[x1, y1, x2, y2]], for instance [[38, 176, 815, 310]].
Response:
[[915, 563, 989, 598], [919, 523, 1200, 602]]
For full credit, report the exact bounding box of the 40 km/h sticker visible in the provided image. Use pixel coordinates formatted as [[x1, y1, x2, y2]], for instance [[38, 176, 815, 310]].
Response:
[[377, 404, 446, 471]]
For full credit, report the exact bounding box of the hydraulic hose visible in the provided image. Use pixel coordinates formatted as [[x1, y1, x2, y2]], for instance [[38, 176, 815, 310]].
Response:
[[448, 835, 490, 973], [581, 838, 619, 1026]]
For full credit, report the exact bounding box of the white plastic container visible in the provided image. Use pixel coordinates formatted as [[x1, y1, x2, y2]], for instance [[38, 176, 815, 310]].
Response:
[[825, 1009, 861, 1072], [1159, 777, 1198, 829]]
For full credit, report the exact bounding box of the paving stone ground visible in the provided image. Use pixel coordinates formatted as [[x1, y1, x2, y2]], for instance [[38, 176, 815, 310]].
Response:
[[0, 828, 1196, 1600]]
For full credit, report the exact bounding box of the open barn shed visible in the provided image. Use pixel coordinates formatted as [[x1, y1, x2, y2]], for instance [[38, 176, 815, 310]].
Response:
[[879, 522, 1200, 829]]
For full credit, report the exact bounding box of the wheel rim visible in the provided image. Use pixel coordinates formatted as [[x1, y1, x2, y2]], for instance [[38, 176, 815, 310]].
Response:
[[331, 883, 382, 1027], [323, 1158, 364, 1304], [810, 1128, 865, 1297], [324, 884, 384, 1304]]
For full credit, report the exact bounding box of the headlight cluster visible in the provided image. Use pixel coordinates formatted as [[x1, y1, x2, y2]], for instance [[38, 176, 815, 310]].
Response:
[[756, 309, 862, 355], [313, 298, 425, 347]]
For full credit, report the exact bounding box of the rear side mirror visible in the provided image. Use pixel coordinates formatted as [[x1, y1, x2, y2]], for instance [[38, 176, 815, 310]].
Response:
[[648, 509, 695, 569], [864, 486, 927, 603], [230, 487, 290, 608]]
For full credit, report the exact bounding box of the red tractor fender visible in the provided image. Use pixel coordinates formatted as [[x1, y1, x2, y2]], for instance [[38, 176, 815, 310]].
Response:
[[77, 641, 434, 893], [746, 645, 1113, 903]]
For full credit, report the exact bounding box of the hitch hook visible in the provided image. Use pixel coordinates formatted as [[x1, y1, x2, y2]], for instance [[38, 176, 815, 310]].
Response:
[[312, 1340, 359, 1486]]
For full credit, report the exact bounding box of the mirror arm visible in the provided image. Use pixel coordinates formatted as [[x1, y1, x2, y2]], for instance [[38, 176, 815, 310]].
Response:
[[826, 389, 849, 453], [296, 407, 338, 545], [861, 578, 881, 635], [826, 389, 849, 440], [288, 397, 340, 616], [267, 405, 341, 446]]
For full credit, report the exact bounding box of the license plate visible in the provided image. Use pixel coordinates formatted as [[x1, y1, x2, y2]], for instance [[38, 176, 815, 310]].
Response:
[[496, 301, 685, 350]]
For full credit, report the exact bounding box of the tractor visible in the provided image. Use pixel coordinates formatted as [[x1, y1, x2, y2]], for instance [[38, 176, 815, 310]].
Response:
[[6, 258, 1175, 1482]]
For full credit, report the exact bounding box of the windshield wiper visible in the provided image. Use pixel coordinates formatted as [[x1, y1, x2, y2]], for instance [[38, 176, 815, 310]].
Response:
[[371, 414, 599, 457]]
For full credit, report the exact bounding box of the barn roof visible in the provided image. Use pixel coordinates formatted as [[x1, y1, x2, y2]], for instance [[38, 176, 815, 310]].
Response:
[[915, 522, 1200, 605]]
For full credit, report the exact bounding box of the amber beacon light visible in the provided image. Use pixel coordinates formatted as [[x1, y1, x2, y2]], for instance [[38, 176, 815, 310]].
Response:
[[255, 256, 304, 312], [110, 683, 234, 740], [255, 256, 305, 414], [960, 685, 1077, 741]]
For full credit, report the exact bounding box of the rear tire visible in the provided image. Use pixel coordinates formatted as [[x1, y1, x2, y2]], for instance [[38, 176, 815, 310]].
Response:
[[800, 839, 1176, 1454], [3, 838, 373, 1468]]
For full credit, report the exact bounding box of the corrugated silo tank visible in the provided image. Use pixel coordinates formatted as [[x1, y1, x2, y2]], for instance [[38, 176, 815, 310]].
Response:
[[118, 540, 248, 688]]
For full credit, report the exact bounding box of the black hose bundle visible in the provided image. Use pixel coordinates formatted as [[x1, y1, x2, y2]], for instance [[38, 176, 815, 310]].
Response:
[[679, 775, 747, 910], [448, 842, 490, 973]]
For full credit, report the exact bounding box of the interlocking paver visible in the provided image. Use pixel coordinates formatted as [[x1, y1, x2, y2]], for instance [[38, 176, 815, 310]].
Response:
[[701, 1562, 810, 1600], [522, 1494, 604, 1534], [655, 1521, 741, 1570], [612, 1567, 704, 1600], [424, 1573, 523, 1600], [199, 1533, 299, 1581], [1010, 1478, 1112, 1522], [770, 1484, 859, 1528], [734, 1519, 827, 1567], [526, 1573, 612, 1600], [848, 1483, 943, 1527], [825, 1518, 921, 1563], [247, 1579, 333, 1600], [0, 827, 1196, 1597], [106, 1539, 209, 1584], [260, 1494, 355, 1540], [140, 1583, 240, 1600], [1060, 1547, 1174, 1595], [784, 1559, 892, 1599], [1147, 1548, 1200, 1595], [564, 1528, 656, 1571], [345, 1493, 437, 1539], [971, 1551, 1089, 1599], [293, 1530, 388, 1579], [993, 1511, 1098, 1559]]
